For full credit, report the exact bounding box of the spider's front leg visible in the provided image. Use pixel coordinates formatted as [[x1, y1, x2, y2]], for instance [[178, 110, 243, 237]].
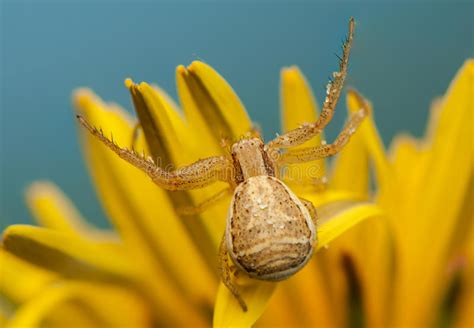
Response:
[[277, 106, 367, 164], [77, 116, 232, 191], [266, 18, 355, 150]]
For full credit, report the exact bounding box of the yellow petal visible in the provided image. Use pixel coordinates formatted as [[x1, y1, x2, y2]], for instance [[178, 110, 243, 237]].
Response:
[[280, 66, 326, 189], [329, 211, 393, 328], [453, 203, 474, 327], [2, 225, 131, 280], [330, 118, 369, 196], [26, 181, 116, 241], [3, 225, 206, 325], [75, 89, 217, 287], [178, 61, 252, 143], [176, 66, 223, 155], [213, 196, 382, 327], [0, 250, 56, 304], [260, 258, 341, 327], [305, 191, 390, 327], [74, 89, 213, 325], [316, 200, 383, 249], [257, 286, 303, 327], [5, 283, 88, 328], [341, 91, 397, 327], [125, 80, 226, 251], [125, 79, 191, 165], [5, 282, 151, 327], [346, 90, 392, 194], [388, 134, 429, 238], [214, 279, 276, 328], [392, 59, 474, 326]]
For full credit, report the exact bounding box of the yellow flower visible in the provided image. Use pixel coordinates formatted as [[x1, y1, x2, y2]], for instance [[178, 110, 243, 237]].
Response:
[[0, 60, 379, 327], [1, 58, 472, 327]]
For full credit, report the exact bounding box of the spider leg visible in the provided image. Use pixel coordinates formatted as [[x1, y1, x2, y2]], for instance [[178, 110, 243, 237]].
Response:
[[177, 188, 232, 215], [219, 235, 248, 312], [77, 115, 232, 191], [278, 106, 367, 164], [267, 18, 355, 150]]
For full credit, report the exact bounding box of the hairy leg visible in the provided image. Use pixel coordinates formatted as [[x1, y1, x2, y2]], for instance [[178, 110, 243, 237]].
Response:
[[267, 18, 355, 150], [219, 235, 248, 312], [277, 107, 367, 164], [177, 188, 232, 215], [77, 115, 232, 191]]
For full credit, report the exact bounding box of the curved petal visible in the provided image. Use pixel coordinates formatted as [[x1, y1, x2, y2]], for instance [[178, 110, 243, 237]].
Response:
[[315, 200, 383, 249], [124, 80, 226, 252], [125, 79, 191, 164], [177, 61, 252, 143], [26, 181, 116, 241], [280, 66, 326, 190], [74, 89, 218, 312], [453, 204, 474, 328], [213, 279, 276, 328], [5, 283, 91, 328], [388, 134, 429, 237], [5, 282, 151, 328], [330, 97, 369, 196], [2, 225, 203, 325], [2, 225, 131, 281], [0, 250, 56, 304], [346, 90, 392, 195], [391, 59, 474, 326], [259, 257, 341, 327]]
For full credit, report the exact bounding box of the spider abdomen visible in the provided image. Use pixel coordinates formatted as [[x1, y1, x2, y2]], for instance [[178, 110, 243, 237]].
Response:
[[226, 176, 316, 281]]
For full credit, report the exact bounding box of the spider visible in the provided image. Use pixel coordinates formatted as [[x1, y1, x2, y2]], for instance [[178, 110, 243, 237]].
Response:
[[77, 18, 367, 312]]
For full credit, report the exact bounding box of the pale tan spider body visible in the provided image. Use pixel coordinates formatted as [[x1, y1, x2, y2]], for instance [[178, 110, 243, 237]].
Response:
[[77, 18, 365, 312], [226, 139, 316, 281]]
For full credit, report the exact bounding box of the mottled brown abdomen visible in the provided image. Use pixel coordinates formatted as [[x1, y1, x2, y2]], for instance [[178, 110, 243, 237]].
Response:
[[226, 176, 316, 281]]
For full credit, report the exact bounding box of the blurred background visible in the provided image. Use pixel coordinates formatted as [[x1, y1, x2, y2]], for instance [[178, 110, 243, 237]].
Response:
[[1, 1, 473, 230]]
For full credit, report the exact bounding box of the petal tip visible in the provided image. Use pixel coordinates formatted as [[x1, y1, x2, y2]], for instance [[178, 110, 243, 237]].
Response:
[[281, 66, 303, 83], [138, 81, 150, 89], [124, 78, 135, 89], [72, 88, 101, 113], [25, 181, 56, 201], [176, 65, 189, 79], [346, 89, 372, 115], [463, 58, 474, 71], [188, 60, 205, 72], [281, 65, 300, 75]]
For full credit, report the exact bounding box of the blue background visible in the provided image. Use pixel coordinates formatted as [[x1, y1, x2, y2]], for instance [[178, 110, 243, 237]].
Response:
[[1, 1, 473, 229]]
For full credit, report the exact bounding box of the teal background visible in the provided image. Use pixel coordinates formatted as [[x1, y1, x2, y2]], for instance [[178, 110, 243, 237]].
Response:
[[1, 1, 473, 229]]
